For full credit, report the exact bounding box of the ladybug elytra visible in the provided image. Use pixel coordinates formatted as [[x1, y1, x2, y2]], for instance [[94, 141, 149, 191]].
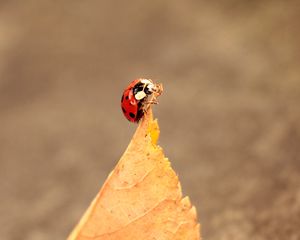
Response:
[[121, 78, 163, 123]]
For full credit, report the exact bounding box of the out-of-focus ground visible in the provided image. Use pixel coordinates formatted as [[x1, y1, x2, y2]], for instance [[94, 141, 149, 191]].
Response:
[[0, 1, 299, 239]]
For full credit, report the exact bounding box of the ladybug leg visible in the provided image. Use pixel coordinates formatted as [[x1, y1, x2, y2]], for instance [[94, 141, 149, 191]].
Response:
[[142, 94, 158, 114], [153, 83, 163, 96], [141, 83, 163, 116], [144, 99, 159, 104], [150, 84, 163, 104]]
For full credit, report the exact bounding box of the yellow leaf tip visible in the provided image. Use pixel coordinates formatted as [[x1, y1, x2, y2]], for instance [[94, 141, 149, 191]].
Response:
[[137, 109, 160, 146], [148, 118, 160, 145]]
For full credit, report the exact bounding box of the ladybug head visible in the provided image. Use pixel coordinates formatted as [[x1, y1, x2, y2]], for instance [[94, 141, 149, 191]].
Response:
[[133, 79, 155, 100]]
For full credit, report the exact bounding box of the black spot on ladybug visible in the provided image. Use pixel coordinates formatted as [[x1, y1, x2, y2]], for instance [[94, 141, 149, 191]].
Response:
[[125, 95, 129, 100], [129, 112, 135, 118], [122, 107, 126, 113]]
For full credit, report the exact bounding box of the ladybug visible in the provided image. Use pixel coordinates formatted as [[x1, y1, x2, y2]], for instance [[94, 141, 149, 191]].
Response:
[[121, 78, 163, 123]]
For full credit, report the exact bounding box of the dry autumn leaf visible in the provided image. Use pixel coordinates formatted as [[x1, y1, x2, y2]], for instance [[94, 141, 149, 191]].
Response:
[[68, 110, 200, 240]]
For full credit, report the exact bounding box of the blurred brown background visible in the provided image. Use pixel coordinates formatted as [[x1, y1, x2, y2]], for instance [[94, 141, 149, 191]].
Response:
[[0, 1, 299, 239]]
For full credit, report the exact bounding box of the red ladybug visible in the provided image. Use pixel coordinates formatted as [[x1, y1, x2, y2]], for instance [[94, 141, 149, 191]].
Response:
[[121, 78, 163, 123]]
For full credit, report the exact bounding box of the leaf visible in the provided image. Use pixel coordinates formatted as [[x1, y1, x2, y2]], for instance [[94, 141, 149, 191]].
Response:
[[68, 110, 200, 240]]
